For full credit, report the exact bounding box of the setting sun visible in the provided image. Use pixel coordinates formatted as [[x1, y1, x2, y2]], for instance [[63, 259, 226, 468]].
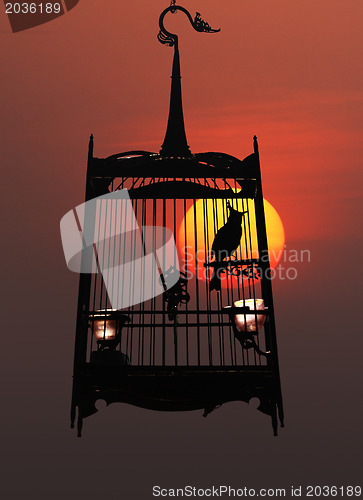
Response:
[[178, 197, 285, 287]]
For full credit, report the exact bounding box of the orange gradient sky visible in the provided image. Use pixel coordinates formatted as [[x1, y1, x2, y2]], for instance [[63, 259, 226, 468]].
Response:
[[1, 0, 362, 248], [1, 1, 363, 496]]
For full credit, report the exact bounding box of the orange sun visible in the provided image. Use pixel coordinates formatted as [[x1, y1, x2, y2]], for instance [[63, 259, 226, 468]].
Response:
[[177, 197, 285, 287]]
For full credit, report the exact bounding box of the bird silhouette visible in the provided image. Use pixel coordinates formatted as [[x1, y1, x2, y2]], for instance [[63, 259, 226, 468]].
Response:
[[209, 203, 247, 292]]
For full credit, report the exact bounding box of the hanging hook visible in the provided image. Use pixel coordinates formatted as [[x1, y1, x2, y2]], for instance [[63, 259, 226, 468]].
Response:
[[157, 4, 220, 47], [170, 0, 177, 14]]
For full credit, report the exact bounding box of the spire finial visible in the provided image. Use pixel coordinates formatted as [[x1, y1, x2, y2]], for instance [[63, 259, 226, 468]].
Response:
[[253, 135, 259, 154], [157, 4, 220, 157], [88, 134, 94, 159]]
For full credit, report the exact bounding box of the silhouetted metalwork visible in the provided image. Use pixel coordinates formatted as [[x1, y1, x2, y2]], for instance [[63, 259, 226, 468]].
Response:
[[158, 4, 219, 157], [224, 305, 270, 358], [70, 3, 284, 438], [162, 268, 190, 320]]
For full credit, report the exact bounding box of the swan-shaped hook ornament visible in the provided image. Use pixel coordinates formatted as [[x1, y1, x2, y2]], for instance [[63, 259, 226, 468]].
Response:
[[157, 3, 220, 47]]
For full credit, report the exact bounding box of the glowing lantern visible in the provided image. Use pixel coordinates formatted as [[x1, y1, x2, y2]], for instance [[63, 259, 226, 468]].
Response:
[[234, 299, 265, 332], [92, 319, 118, 341]]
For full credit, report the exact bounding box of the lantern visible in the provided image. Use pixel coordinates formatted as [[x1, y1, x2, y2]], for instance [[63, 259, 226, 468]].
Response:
[[92, 318, 118, 342], [234, 299, 266, 332]]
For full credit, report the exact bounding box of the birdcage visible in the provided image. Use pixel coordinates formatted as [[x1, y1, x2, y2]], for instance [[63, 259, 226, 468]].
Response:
[[70, 4, 284, 436]]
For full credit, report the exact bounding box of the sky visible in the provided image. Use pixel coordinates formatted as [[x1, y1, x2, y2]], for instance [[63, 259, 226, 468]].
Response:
[[1, 1, 362, 498]]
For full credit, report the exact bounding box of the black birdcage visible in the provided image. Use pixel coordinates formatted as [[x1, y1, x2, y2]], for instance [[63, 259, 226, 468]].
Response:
[[70, 4, 284, 436]]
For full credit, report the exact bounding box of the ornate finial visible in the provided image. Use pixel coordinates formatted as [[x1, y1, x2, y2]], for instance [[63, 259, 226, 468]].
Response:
[[88, 133, 94, 159], [194, 12, 218, 33], [158, 5, 220, 157], [157, 31, 175, 47], [157, 4, 220, 46]]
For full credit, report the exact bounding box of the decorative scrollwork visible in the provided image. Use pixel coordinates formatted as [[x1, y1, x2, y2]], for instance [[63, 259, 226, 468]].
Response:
[[204, 260, 261, 280], [234, 331, 270, 358], [227, 262, 260, 280], [157, 30, 175, 47], [194, 12, 219, 33], [158, 4, 220, 47], [161, 267, 190, 320]]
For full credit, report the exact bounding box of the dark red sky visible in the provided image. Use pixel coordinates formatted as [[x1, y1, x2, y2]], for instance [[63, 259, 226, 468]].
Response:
[[1, 1, 362, 498]]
